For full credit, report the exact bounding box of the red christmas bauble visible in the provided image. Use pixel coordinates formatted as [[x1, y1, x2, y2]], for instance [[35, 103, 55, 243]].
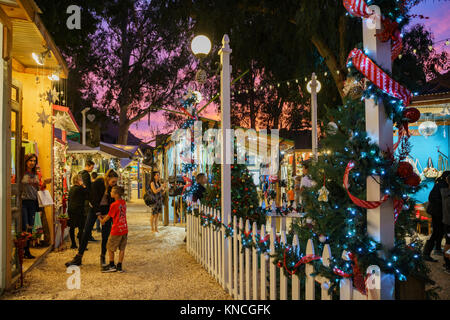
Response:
[[405, 173, 421, 187], [277, 261, 282, 268], [397, 161, 413, 178], [403, 107, 420, 123]]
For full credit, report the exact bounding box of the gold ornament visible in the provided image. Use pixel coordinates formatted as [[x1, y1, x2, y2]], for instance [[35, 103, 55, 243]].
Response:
[[342, 77, 364, 98], [318, 185, 329, 202]]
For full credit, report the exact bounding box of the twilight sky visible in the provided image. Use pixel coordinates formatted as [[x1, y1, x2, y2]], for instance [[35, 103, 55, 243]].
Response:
[[130, 1, 450, 146]]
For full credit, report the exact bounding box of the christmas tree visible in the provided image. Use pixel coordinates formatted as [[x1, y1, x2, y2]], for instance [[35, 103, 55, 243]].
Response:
[[202, 162, 265, 226], [275, 0, 435, 295]]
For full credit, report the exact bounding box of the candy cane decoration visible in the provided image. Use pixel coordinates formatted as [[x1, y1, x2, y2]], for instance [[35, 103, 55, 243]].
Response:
[[343, 0, 403, 61], [343, 0, 373, 17], [347, 48, 412, 106]]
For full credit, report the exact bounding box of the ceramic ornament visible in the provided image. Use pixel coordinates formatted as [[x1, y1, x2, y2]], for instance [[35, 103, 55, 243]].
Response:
[[318, 185, 330, 202]]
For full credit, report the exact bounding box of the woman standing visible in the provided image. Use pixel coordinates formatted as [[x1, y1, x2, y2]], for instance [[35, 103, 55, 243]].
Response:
[[67, 174, 86, 249], [423, 171, 450, 262], [66, 169, 118, 270], [21, 154, 51, 259], [150, 171, 166, 233]]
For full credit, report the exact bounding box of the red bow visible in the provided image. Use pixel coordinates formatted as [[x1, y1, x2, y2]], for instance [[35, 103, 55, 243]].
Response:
[[283, 251, 321, 275], [182, 176, 193, 195]]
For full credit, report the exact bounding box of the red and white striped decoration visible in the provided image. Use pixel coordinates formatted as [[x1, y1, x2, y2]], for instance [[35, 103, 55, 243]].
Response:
[[343, 161, 404, 223], [391, 34, 403, 61], [343, 161, 389, 209], [343, 0, 403, 60], [347, 48, 412, 106], [343, 0, 373, 18]]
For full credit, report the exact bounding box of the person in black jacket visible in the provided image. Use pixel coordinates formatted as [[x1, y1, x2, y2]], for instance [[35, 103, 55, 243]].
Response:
[[441, 175, 450, 274], [423, 171, 450, 262], [68, 174, 86, 249], [66, 169, 119, 269], [78, 160, 96, 242], [192, 173, 207, 203]]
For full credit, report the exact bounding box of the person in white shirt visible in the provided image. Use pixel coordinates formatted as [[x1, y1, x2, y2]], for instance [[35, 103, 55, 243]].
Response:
[[299, 164, 316, 205]]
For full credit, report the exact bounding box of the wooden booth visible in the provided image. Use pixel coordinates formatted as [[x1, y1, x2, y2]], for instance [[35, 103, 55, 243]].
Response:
[[0, 0, 69, 292]]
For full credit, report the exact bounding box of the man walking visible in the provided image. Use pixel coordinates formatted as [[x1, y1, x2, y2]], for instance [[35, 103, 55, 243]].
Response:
[[78, 160, 97, 242]]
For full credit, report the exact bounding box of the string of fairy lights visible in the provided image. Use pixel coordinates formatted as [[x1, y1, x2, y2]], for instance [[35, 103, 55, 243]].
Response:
[[230, 37, 449, 95]]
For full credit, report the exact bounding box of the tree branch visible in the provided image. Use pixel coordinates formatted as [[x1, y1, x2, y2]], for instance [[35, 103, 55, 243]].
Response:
[[311, 32, 346, 100]]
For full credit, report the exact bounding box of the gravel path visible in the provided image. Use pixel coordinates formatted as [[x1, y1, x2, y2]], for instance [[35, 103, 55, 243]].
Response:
[[1, 200, 232, 300]]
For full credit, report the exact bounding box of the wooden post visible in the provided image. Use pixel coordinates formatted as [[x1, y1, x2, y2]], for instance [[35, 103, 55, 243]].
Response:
[[291, 235, 301, 300], [363, 5, 395, 300], [220, 34, 232, 292], [279, 231, 288, 300], [245, 220, 251, 299], [233, 215, 238, 298], [260, 225, 268, 300], [252, 221, 258, 300], [305, 239, 315, 300], [321, 245, 332, 300], [269, 227, 276, 300], [238, 218, 244, 300]]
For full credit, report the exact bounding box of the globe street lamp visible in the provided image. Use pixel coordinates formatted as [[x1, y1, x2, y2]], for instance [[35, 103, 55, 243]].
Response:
[[191, 35, 212, 58]]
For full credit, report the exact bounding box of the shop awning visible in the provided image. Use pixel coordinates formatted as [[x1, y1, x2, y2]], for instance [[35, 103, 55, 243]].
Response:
[[2, 0, 69, 78], [67, 140, 100, 154], [120, 158, 133, 169], [52, 105, 80, 133], [100, 142, 143, 159]]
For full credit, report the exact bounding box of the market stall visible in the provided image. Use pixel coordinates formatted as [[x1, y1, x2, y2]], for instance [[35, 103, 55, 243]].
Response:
[[404, 87, 449, 231], [1, 0, 70, 291], [67, 141, 146, 202], [52, 105, 80, 250]]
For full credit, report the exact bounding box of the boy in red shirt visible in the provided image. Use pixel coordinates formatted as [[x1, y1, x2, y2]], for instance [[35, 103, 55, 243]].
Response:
[[99, 186, 128, 273]]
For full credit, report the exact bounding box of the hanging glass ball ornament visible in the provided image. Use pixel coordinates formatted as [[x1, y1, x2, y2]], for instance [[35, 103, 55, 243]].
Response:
[[418, 121, 437, 138]]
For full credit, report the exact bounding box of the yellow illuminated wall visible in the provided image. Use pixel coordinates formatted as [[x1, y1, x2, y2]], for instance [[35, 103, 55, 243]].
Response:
[[12, 70, 54, 244]]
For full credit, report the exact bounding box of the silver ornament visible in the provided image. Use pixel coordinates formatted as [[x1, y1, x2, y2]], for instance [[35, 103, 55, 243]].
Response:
[[327, 122, 338, 135]]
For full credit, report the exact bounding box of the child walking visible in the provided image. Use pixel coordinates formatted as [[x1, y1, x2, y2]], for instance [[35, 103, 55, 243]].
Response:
[[99, 186, 128, 273], [68, 174, 86, 249]]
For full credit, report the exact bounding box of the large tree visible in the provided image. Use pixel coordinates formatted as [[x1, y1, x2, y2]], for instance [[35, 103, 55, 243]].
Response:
[[84, 0, 195, 145]]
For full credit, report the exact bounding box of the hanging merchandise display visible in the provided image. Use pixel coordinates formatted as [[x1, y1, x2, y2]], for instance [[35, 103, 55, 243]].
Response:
[[53, 141, 69, 215], [437, 153, 449, 175], [423, 157, 439, 179]]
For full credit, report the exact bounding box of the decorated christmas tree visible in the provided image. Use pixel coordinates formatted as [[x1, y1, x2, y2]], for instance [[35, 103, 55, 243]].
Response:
[[274, 0, 435, 296], [203, 162, 265, 226]]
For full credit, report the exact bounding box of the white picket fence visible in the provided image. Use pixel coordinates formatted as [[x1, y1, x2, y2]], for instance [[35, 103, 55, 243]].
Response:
[[186, 204, 375, 300]]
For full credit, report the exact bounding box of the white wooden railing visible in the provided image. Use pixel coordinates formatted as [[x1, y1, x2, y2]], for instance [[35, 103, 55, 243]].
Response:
[[186, 204, 375, 300]]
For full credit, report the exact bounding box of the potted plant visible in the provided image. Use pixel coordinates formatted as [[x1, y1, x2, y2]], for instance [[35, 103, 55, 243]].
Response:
[[13, 231, 32, 287]]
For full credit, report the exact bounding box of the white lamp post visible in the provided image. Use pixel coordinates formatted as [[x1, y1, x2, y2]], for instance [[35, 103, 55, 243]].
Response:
[[81, 107, 90, 146], [307, 73, 321, 160], [191, 34, 232, 292], [219, 34, 232, 293]]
